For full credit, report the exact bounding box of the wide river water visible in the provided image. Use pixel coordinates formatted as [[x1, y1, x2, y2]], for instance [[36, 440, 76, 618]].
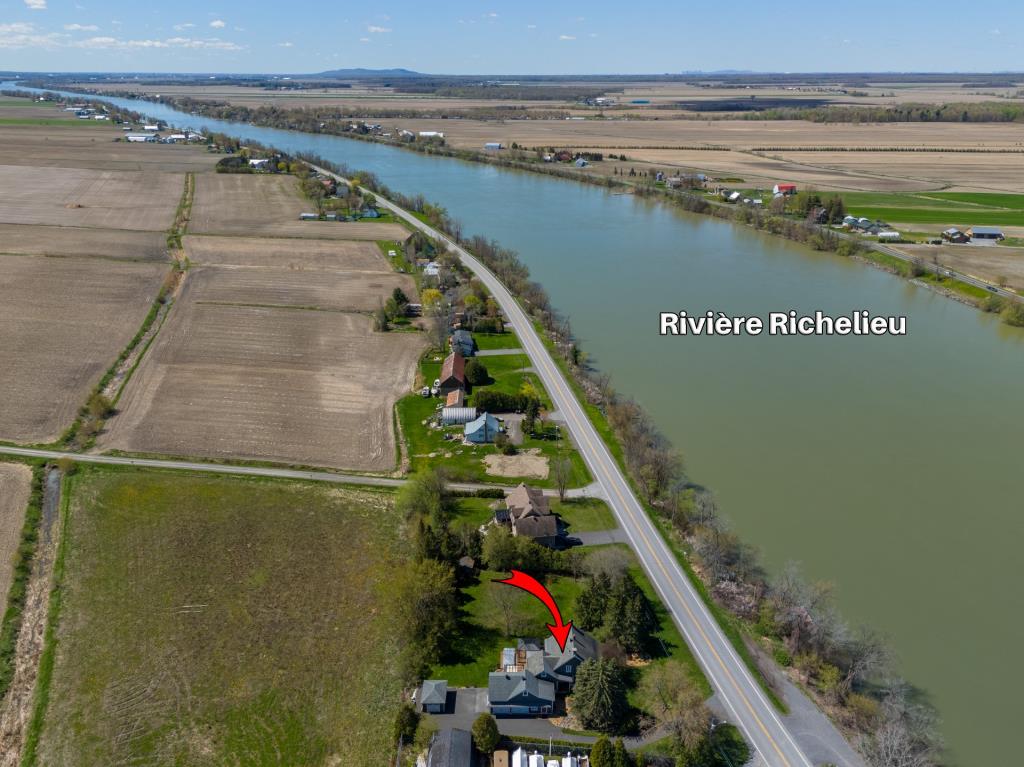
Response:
[[10, 83, 1023, 765]]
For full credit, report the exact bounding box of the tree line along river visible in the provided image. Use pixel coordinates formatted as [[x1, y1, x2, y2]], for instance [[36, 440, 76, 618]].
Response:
[[9, 82, 1024, 766]]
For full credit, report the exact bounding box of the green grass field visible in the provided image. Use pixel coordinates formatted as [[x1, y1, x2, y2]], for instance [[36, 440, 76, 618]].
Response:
[[32, 467, 409, 767], [552, 498, 617, 533], [840, 191, 1024, 227], [473, 330, 522, 351]]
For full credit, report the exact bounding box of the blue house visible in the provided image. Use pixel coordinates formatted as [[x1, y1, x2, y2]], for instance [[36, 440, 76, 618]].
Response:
[[465, 412, 501, 444]]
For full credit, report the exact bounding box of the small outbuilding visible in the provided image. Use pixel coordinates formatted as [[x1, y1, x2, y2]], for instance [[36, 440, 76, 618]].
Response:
[[442, 406, 478, 426], [450, 329, 475, 357], [773, 183, 797, 195], [484, 142, 503, 150], [465, 412, 501, 444], [419, 679, 448, 714]]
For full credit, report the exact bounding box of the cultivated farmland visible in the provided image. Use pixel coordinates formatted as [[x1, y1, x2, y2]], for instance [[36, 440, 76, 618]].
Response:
[[34, 468, 408, 767], [0, 224, 167, 261], [0, 464, 31, 607], [0, 165, 183, 231], [189, 173, 408, 239], [0, 255, 169, 443], [101, 297, 423, 470], [183, 234, 389, 270]]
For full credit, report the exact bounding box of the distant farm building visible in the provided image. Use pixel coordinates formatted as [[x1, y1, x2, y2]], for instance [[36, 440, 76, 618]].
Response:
[[418, 131, 445, 139], [967, 226, 1004, 245], [449, 329, 475, 357], [773, 183, 797, 195], [484, 142, 503, 150], [125, 134, 156, 143], [441, 407, 478, 426], [942, 227, 970, 244]]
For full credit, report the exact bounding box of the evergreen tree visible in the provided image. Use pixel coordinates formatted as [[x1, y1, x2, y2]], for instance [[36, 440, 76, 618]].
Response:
[[589, 736, 613, 767], [576, 572, 612, 631], [571, 659, 629, 733], [612, 738, 633, 767], [606, 574, 657, 655]]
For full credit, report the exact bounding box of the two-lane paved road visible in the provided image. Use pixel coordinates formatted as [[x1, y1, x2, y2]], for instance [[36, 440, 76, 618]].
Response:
[[313, 165, 839, 767]]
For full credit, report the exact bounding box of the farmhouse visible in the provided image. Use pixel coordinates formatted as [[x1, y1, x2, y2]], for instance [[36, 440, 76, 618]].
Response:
[[450, 329, 475, 357], [942, 227, 970, 244], [487, 671, 556, 716], [773, 183, 797, 195], [967, 226, 1004, 245], [465, 412, 502, 444], [438, 351, 466, 395], [419, 679, 448, 714], [496, 483, 561, 546], [543, 628, 599, 680]]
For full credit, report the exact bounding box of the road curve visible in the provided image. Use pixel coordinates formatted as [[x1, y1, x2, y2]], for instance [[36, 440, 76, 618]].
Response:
[[314, 165, 824, 767]]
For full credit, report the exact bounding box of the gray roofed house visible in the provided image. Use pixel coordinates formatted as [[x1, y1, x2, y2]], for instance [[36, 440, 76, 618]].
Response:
[[543, 627, 599, 679], [450, 329, 476, 357], [427, 727, 476, 767], [512, 514, 560, 546], [420, 679, 448, 714], [525, 650, 573, 692], [488, 671, 556, 716]]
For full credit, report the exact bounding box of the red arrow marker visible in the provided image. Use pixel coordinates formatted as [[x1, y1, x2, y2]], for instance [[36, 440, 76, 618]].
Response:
[[495, 570, 574, 652]]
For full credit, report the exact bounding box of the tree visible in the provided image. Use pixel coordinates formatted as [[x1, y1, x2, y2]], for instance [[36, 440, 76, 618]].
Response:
[[373, 303, 390, 332], [393, 701, 419, 743], [552, 455, 572, 502], [482, 526, 518, 572], [471, 712, 500, 756], [612, 738, 633, 767], [575, 572, 611, 631], [492, 581, 527, 636], [392, 559, 458, 679], [392, 286, 410, 307], [571, 658, 629, 733], [421, 288, 444, 310], [638, 662, 710, 753], [464, 358, 490, 386], [589, 735, 614, 767], [606, 574, 657, 655]]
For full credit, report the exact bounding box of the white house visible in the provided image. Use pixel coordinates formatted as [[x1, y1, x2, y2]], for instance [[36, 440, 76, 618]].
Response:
[[125, 134, 156, 143], [142, 124, 160, 131], [248, 158, 270, 168], [418, 131, 444, 138]]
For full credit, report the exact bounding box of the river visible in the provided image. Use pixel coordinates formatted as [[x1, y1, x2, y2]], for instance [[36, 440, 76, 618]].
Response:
[[9, 83, 1024, 766]]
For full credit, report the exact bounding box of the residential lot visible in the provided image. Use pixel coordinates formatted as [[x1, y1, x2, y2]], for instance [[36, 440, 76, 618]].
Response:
[[0, 254, 168, 443], [0, 164, 183, 231], [35, 468, 407, 767], [101, 297, 423, 470], [0, 224, 167, 261], [189, 173, 407, 239], [0, 463, 32, 607]]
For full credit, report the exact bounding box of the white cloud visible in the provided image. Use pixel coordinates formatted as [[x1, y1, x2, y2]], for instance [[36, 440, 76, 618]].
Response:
[[173, 22, 195, 31], [487, 12, 498, 17], [74, 35, 242, 51], [367, 25, 391, 33], [558, 34, 575, 40], [0, 22, 63, 48], [359, 37, 370, 43], [209, 19, 225, 29], [276, 41, 293, 47], [526, 24, 537, 29], [588, 32, 598, 38], [25, 0, 47, 10], [64, 23, 99, 31]]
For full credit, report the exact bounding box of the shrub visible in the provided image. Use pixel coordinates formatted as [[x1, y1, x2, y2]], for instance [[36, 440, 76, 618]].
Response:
[[464, 358, 489, 386]]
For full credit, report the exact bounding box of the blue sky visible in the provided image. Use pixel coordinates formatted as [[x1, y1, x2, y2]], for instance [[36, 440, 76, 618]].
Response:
[[1, 1, 1020, 74]]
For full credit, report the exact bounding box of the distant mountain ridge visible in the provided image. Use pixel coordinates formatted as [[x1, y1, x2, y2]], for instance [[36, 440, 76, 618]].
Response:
[[315, 68, 424, 78]]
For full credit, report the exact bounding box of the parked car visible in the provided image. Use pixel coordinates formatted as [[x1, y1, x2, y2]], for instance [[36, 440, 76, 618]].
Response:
[[420, 387, 430, 397]]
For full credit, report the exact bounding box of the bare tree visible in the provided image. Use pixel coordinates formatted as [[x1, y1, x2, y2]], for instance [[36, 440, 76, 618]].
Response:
[[492, 582, 526, 637], [585, 547, 631, 582], [553, 455, 572, 501], [840, 628, 893, 698]]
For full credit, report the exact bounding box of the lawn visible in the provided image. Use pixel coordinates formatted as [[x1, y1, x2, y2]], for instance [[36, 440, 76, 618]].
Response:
[[396, 352, 591, 488], [474, 330, 522, 351], [31, 467, 409, 767], [839, 191, 1024, 227], [552, 498, 617, 533]]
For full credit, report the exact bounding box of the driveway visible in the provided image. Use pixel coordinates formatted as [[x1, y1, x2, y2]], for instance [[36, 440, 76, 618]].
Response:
[[572, 528, 628, 547]]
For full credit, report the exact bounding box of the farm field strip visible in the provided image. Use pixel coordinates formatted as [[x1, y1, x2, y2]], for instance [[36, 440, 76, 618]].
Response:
[[0, 255, 169, 443], [183, 234, 390, 270], [0, 164, 183, 232], [0, 463, 32, 607], [0, 225, 167, 262]]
